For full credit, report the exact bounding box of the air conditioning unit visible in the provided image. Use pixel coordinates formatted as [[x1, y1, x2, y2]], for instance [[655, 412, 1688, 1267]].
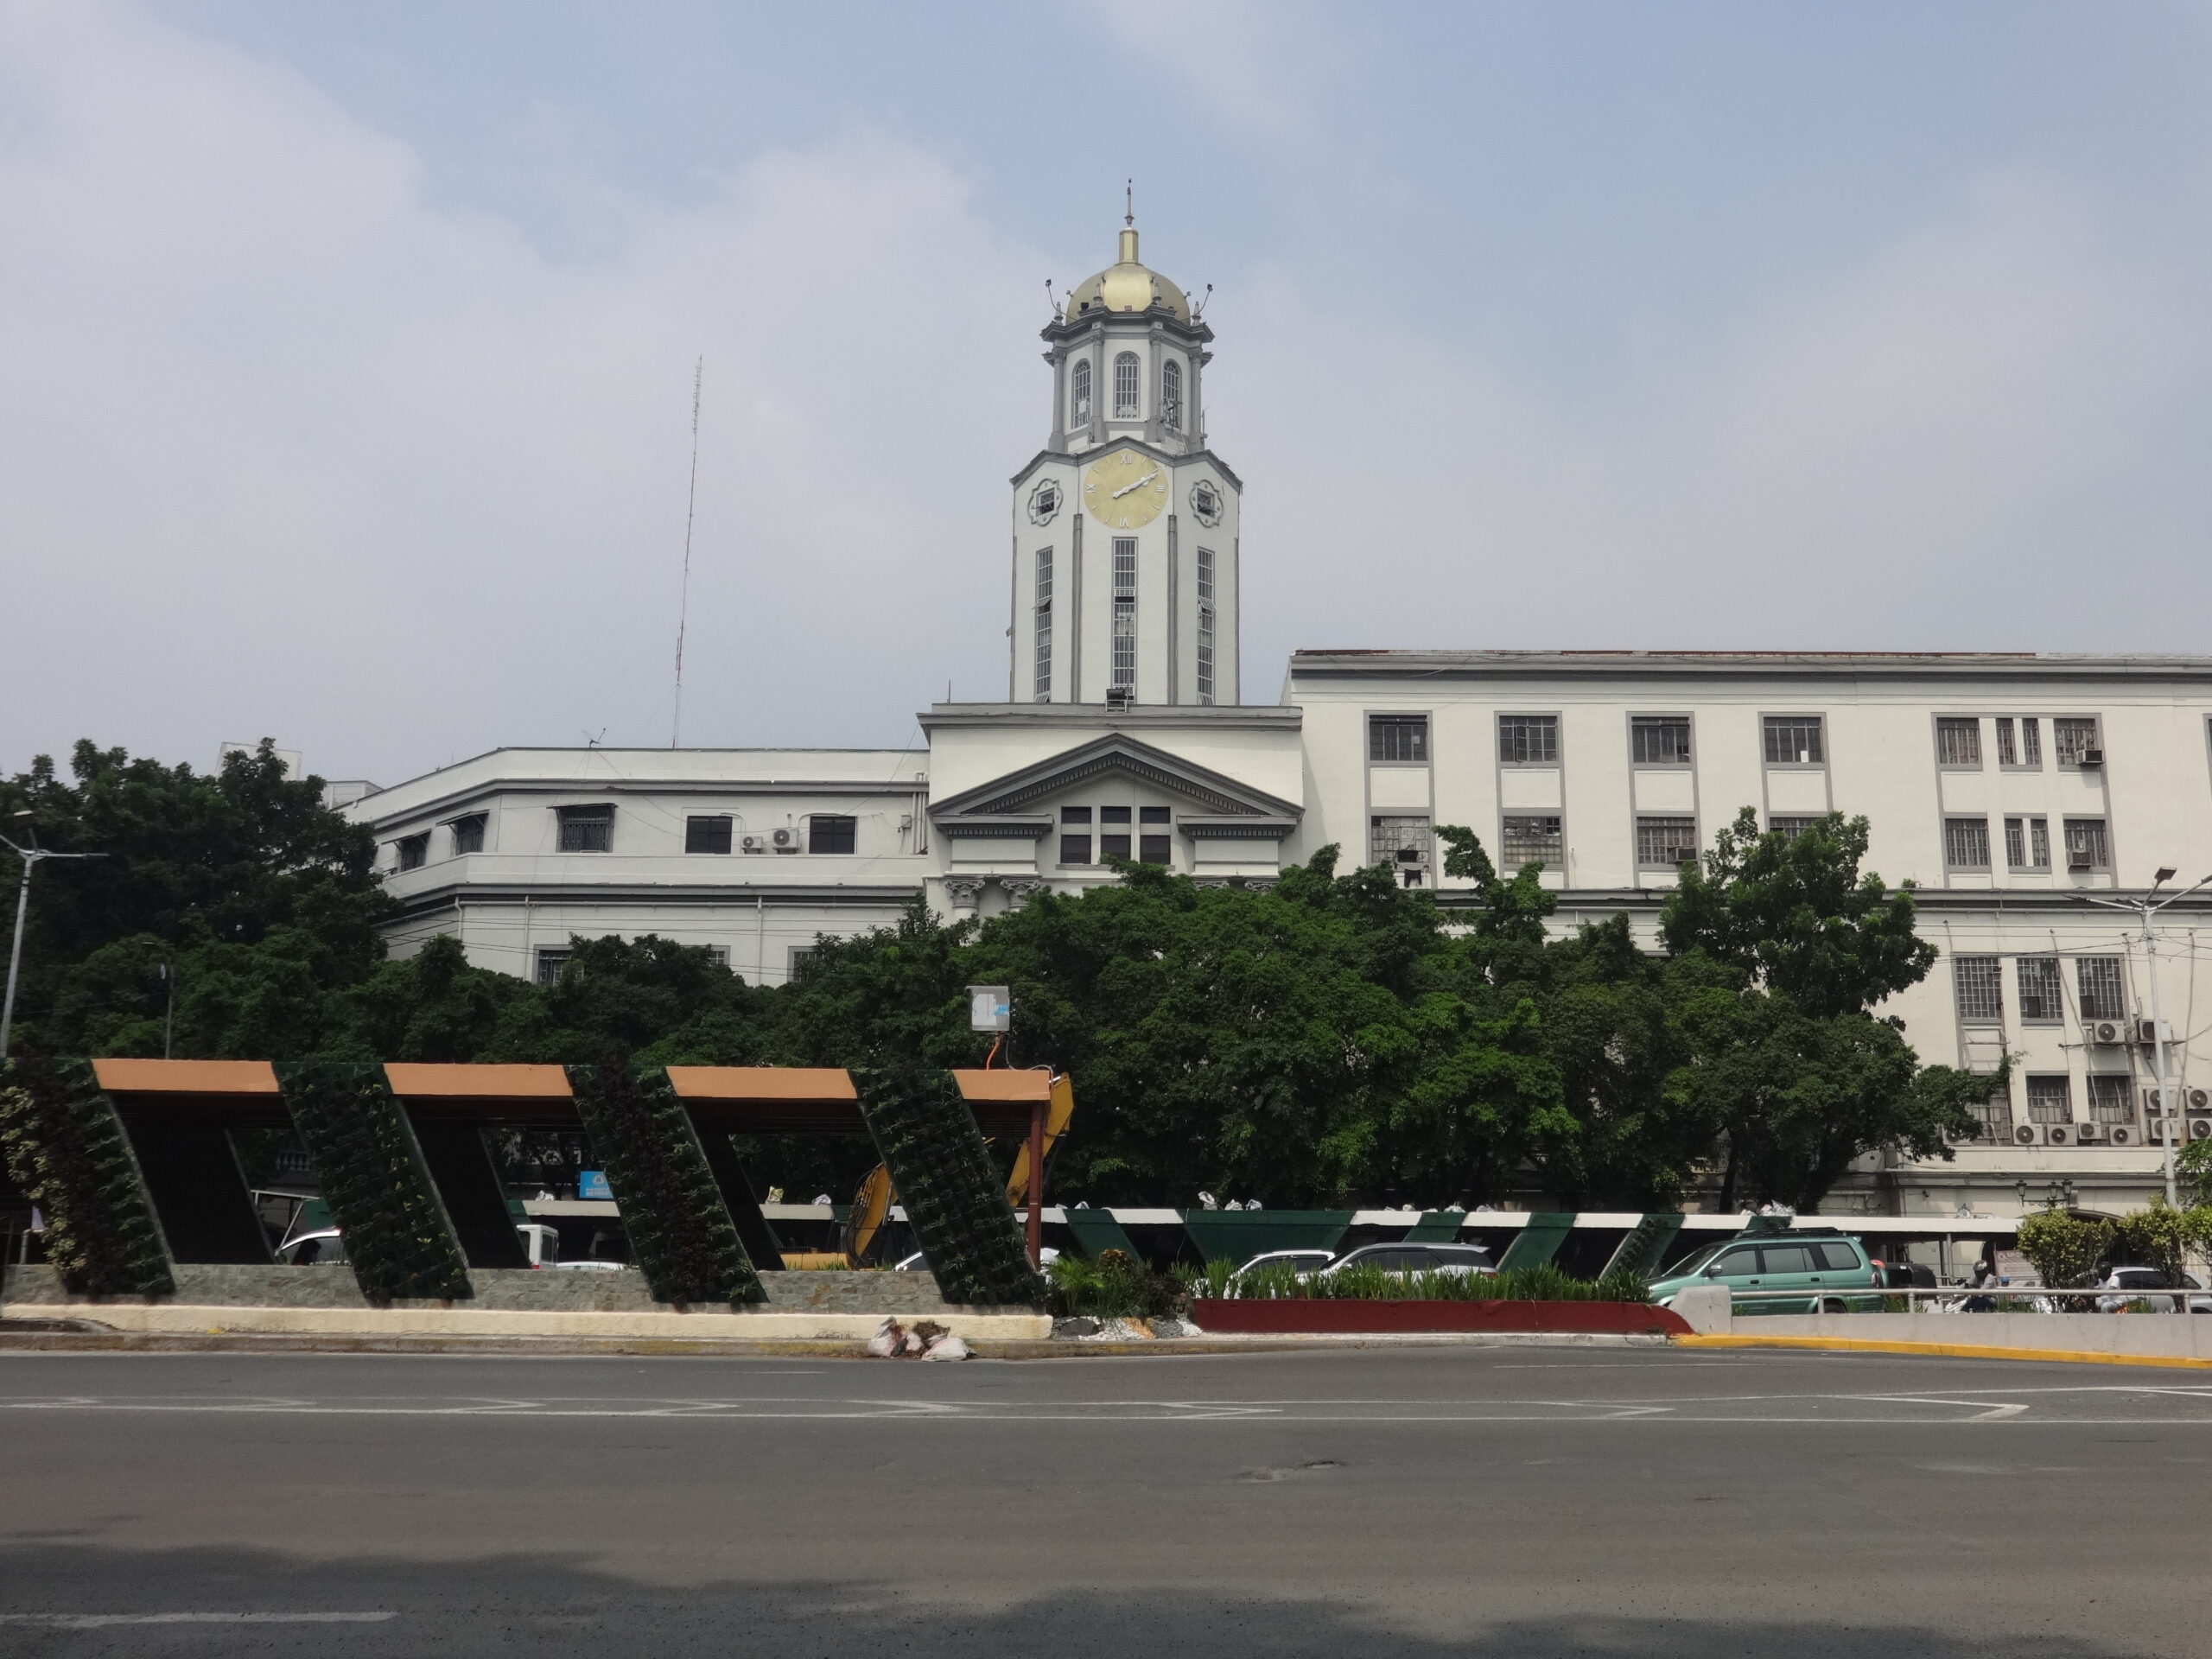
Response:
[[2133, 1019, 2175, 1047], [771, 826, 801, 853], [1394, 846, 1428, 868], [739, 834, 769, 855], [2084, 1019, 2127, 1046], [2046, 1122, 2074, 1147], [2075, 1121, 2104, 1143], [2076, 747, 2104, 768], [2190, 1088, 2212, 1114], [2109, 1124, 2135, 1147], [2068, 849, 2097, 871], [2152, 1119, 2182, 1144], [2193, 1120, 2212, 1141], [2013, 1123, 2044, 1147], [2145, 1088, 2170, 1116]]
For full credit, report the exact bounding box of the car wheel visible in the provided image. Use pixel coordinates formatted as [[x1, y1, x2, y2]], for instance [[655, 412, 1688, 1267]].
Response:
[[1820, 1297, 1845, 1314]]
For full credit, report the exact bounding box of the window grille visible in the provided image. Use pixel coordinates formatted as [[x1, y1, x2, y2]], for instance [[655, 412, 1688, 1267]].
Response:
[[2054, 718, 2100, 766], [1370, 815, 1432, 886], [2063, 818, 2109, 871], [2077, 956, 2125, 1020], [1763, 715, 1825, 765], [1062, 806, 1092, 823], [808, 815, 857, 855], [1141, 806, 1170, 824], [1636, 817, 1698, 870], [1113, 352, 1140, 418], [1769, 816, 1821, 842], [1501, 814, 1562, 869], [1967, 1084, 2012, 1141], [1195, 547, 1215, 703], [1943, 817, 1991, 870], [2017, 956, 2063, 1020], [2019, 717, 2042, 765], [1099, 833, 1131, 861], [787, 946, 817, 978], [556, 804, 613, 853], [535, 948, 573, 988], [2005, 816, 2050, 870], [1100, 806, 1130, 823], [1070, 359, 1091, 426], [2025, 1074, 2071, 1125], [395, 833, 429, 872], [1160, 359, 1182, 433], [1953, 956, 2003, 1023], [1994, 718, 2017, 766], [1111, 537, 1136, 689], [1058, 836, 1090, 866], [1033, 548, 1052, 702], [1139, 835, 1171, 864], [1630, 716, 1691, 765], [1936, 718, 1981, 766], [1497, 714, 1559, 764], [450, 814, 486, 855], [684, 816, 733, 855], [1370, 715, 1429, 763], [2088, 1073, 2134, 1125]]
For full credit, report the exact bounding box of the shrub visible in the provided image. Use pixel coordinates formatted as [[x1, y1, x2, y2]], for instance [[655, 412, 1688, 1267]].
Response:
[[1049, 1249, 1183, 1319], [2109, 1201, 2212, 1283], [1196, 1257, 1650, 1305], [2015, 1209, 2113, 1289], [0, 1057, 174, 1298]]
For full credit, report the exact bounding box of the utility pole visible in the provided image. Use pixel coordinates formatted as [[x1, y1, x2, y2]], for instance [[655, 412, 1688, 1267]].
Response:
[[2084, 868, 2212, 1208], [0, 813, 106, 1062]]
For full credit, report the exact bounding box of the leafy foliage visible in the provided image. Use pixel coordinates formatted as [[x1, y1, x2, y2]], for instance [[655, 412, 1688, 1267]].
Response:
[[0, 1057, 174, 1297], [2015, 1208, 2113, 1288], [2108, 1201, 2212, 1281], [1046, 1248, 1184, 1319], [1202, 1258, 1651, 1304]]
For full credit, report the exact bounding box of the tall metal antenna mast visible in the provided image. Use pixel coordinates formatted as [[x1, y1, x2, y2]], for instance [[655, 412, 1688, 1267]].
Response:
[[671, 355, 703, 749]]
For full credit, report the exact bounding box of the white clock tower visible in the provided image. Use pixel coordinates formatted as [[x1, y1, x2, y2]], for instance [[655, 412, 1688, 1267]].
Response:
[[1007, 214, 1242, 707]]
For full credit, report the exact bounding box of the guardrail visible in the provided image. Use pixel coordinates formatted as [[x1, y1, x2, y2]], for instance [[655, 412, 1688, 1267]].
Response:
[[1725, 1286, 2212, 1314]]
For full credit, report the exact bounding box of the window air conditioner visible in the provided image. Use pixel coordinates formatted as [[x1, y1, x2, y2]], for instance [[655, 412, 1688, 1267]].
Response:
[[739, 834, 769, 855], [2109, 1124, 2135, 1147], [2076, 748, 2104, 768], [771, 826, 801, 853], [2133, 1019, 2174, 1047], [2075, 1121, 2104, 1143], [2190, 1088, 2212, 1114], [2046, 1122, 2073, 1147], [2013, 1123, 2043, 1147], [2068, 850, 2096, 871], [1395, 846, 1428, 867], [2084, 1020, 2126, 1046]]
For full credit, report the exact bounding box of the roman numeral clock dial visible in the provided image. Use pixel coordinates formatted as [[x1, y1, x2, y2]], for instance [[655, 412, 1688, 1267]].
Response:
[[1083, 448, 1170, 530]]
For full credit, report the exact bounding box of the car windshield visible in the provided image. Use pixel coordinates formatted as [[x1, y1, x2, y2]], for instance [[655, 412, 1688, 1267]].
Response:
[[1666, 1242, 1731, 1276]]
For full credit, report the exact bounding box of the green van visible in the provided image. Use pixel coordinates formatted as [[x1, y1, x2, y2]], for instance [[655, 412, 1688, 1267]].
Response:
[[1649, 1233, 1880, 1315]]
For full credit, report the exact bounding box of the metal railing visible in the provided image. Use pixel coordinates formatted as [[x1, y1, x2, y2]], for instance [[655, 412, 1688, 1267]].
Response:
[[1723, 1286, 2211, 1314]]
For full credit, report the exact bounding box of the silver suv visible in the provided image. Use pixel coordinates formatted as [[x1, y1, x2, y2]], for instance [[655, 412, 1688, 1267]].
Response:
[[1321, 1243, 1497, 1279]]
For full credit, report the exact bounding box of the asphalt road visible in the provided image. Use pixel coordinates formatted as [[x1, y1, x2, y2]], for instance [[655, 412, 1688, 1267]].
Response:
[[2, 1344, 2208, 1657]]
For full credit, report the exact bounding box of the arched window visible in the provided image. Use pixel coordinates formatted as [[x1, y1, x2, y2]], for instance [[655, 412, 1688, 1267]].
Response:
[[1160, 359, 1182, 434], [1113, 352, 1141, 419], [1070, 359, 1091, 427]]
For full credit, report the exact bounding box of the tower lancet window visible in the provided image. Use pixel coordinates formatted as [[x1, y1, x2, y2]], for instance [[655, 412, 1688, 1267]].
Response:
[[1113, 352, 1141, 419], [1196, 546, 1216, 704], [1070, 359, 1092, 427], [1033, 548, 1053, 702], [1161, 359, 1182, 434], [1111, 537, 1137, 690]]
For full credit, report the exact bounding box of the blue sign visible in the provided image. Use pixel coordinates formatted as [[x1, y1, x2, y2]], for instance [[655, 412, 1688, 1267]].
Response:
[[578, 1170, 612, 1200]]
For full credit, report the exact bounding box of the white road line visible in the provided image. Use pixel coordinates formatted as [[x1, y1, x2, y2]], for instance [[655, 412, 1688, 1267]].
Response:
[[0, 1613, 396, 1627]]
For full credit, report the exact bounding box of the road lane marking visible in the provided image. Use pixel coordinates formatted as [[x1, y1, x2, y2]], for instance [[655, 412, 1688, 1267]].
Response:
[[0, 1613, 396, 1627]]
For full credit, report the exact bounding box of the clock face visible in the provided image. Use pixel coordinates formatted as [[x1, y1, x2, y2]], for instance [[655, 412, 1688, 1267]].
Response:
[[1082, 448, 1170, 531], [1188, 478, 1224, 528], [1027, 478, 1063, 525]]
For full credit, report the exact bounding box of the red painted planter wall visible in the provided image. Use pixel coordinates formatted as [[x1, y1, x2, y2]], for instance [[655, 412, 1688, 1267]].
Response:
[[1189, 1299, 1692, 1336]]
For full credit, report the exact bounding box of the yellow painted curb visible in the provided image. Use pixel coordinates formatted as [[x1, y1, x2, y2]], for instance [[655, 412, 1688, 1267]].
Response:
[[1675, 1333, 2212, 1370]]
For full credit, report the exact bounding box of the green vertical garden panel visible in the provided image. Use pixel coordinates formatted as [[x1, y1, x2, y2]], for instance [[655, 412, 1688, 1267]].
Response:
[[1180, 1210, 1355, 1265], [0, 1056, 175, 1298], [276, 1062, 473, 1302], [1495, 1211, 1576, 1271], [855, 1065, 1044, 1307], [567, 1065, 764, 1306]]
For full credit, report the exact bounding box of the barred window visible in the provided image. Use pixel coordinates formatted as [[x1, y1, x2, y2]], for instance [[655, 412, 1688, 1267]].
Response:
[[2063, 818, 2109, 871], [1943, 817, 1991, 870], [1994, 717, 2017, 766], [1953, 956, 2003, 1024], [395, 832, 429, 872], [451, 813, 486, 855], [1631, 716, 1692, 765], [1111, 537, 1137, 689], [1936, 718, 1981, 766], [1033, 547, 1053, 702], [1160, 358, 1182, 433], [2054, 717, 2101, 766], [1497, 714, 1559, 764], [1769, 816, 1821, 842], [1636, 816, 1698, 870], [2077, 956, 2126, 1020], [1070, 358, 1092, 426], [1058, 834, 1091, 866], [1370, 715, 1429, 763], [1763, 715, 1825, 765], [534, 948, 573, 988], [1501, 813, 1563, 869], [2005, 816, 2050, 870], [2088, 1073, 2134, 1125], [2019, 717, 2042, 765], [684, 815, 733, 855], [1195, 547, 1215, 705], [2017, 956, 2063, 1021], [556, 804, 613, 853], [1370, 815, 1432, 887], [2025, 1074, 2071, 1125], [1113, 351, 1141, 418], [807, 815, 856, 855], [1965, 1081, 2012, 1141]]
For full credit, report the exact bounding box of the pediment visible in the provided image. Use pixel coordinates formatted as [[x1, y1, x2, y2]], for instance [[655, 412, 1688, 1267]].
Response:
[[931, 733, 1301, 823]]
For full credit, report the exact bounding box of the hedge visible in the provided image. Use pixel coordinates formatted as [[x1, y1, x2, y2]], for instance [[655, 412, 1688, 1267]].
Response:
[[0, 1056, 175, 1298], [855, 1065, 1044, 1307], [276, 1061, 472, 1302], [566, 1062, 764, 1306]]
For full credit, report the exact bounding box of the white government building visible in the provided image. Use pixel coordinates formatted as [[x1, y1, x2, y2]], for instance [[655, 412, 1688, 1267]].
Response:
[[350, 218, 2212, 1217]]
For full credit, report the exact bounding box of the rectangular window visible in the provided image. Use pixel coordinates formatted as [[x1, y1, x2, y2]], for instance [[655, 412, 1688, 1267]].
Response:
[[1062, 806, 1091, 824], [788, 946, 817, 978], [1768, 816, 1821, 842], [2005, 816, 2050, 871], [1099, 833, 1132, 861], [1195, 548, 1216, 705], [556, 804, 613, 853], [1058, 835, 1091, 866], [535, 948, 573, 988], [685, 815, 733, 855], [1370, 715, 1429, 763], [1370, 815, 1433, 884], [2063, 818, 2109, 871], [1111, 537, 1136, 690], [1936, 718, 1982, 766], [1630, 716, 1692, 766], [1139, 834, 1171, 865], [1943, 817, 1991, 870], [808, 815, 857, 855], [2054, 717, 2101, 766], [1763, 715, 1825, 766], [1967, 1084, 2012, 1141], [2020, 717, 2042, 765], [2077, 956, 2126, 1020], [1113, 353, 1139, 418], [395, 832, 429, 872], [1994, 717, 2017, 766], [1033, 548, 1052, 702], [1500, 813, 1563, 869], [1635, 816, 1698, 870], [2088, 1073, 2134, 1125], [1497, 715, 1559, 765], [2017, 956, 2063, 1022], [1953, 957, 2003, 1024], [706, 945, 731, 970], [2025, 1074, 2071, 1126], [1139, 806, 1170, 824], [1100, 805, 1130, 824], [450, 814, 486, 855]]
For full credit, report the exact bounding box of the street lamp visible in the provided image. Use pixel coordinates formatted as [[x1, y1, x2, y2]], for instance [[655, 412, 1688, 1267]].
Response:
[[2082, 868, 2212, 1207], [0, 812, 107, 1062]]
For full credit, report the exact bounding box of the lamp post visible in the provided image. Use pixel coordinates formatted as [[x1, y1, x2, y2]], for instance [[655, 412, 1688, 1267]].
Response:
[[2082, 868, 2212, 1208], [0, 814, 107, 1062]]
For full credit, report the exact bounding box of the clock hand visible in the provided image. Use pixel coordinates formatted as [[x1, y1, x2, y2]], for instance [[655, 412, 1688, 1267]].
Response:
[[1111, 470, 1160, 499]]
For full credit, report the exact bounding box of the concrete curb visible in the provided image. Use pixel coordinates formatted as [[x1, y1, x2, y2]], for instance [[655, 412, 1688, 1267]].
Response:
[[1675, 1332, 2212, 1370]]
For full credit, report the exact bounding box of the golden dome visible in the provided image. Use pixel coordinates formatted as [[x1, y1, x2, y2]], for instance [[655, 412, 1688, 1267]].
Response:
[[1064, 226, 1190, 323]]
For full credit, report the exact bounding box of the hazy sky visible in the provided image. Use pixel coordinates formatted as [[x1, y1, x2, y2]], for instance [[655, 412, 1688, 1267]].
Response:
[[4, 3, 2209, 785]]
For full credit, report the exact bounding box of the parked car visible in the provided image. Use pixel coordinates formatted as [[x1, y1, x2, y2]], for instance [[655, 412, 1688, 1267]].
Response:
[[1319, 1242, 1497, 1281], [2094, 1267, 2212, 1314], [274, 1228, 346, 1266], [1224, 1249, 1335, 1293], [893, 1248, 1057, 1271], [1649, 1234, 1880, 1314], [277, 1223, 621, 1270]]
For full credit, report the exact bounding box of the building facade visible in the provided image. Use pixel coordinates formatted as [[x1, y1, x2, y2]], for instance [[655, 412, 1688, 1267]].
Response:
[[351, 219, 2212, 1217]]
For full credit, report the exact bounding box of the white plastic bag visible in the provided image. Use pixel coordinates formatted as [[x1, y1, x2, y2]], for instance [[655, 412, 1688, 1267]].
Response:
[[864, 1317, 906, 1358], [923, 1335, 971, 1361]]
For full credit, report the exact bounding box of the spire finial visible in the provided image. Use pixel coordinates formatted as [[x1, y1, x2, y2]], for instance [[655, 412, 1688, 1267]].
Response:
[[1125, 179, 1134, 227]]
